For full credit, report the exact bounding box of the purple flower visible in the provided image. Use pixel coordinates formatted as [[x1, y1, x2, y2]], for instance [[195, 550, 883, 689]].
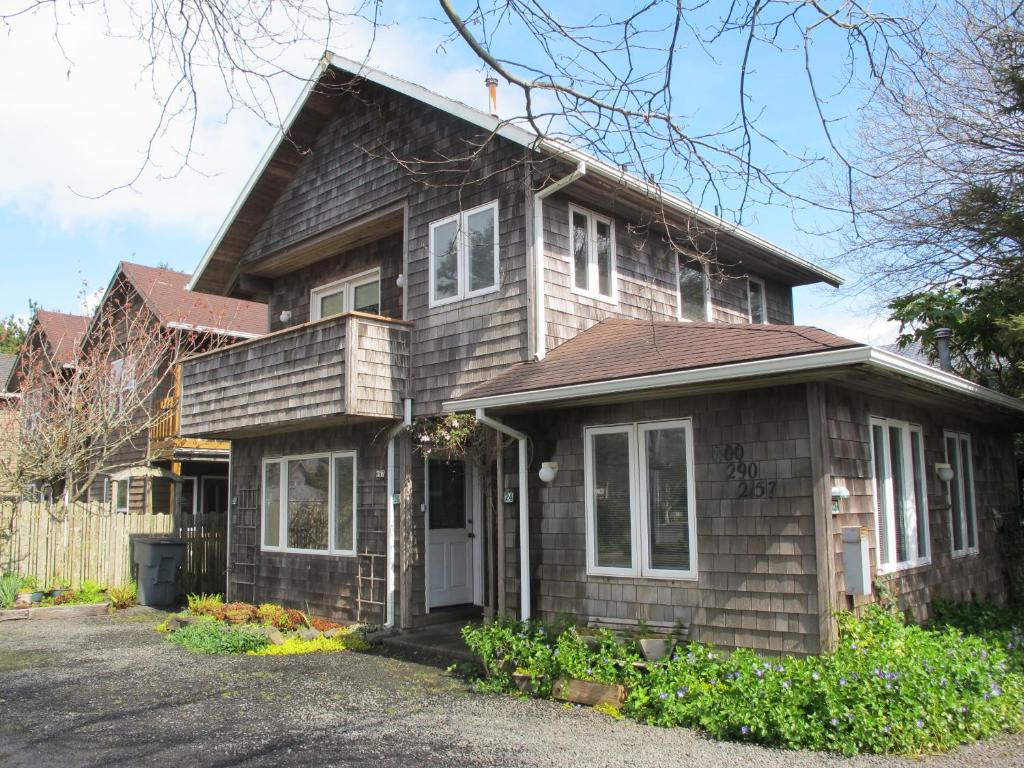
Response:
[[850, 643, 858, 650], [709, 678, 719, 686], [774, 665, 785, 673], [981, 650, 989, 660], [782, 680, 791, 689], [755, 669, 764, 679], [586, 667, 593, 676], [838, 678, 848, 686], [915, 720, 925, 729], [882, 725, 891, 734], [939, 678, 947, 688], [659, 692, 669, 700], [740, 725, 751, 736], [885, 683, 893, 691], [991, 685, 1003, 698], [830, 717, 839, 727], [676, 687, 689, 698], [873, 668, 882, 677], [811, 672, 820, 681], [961, 705, 969, 714]]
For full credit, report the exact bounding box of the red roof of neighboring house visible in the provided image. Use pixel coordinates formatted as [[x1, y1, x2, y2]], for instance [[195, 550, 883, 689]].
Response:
[[119, 262, 267, 337], [456, 319, 865, 401], [34, 310, 91, 366]]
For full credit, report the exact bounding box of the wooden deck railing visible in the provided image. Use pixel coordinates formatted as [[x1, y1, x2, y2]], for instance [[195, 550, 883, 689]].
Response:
[[150, 397, 179, 442]]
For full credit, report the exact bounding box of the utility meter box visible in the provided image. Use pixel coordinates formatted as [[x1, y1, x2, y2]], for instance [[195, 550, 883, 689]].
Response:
[[842, 526, 871, 596]]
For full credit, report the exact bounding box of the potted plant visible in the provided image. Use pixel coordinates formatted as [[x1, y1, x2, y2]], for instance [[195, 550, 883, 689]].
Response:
[[633, 620, 674, 661], [17, 575, 44, 604], [48, 577, 71, 600]]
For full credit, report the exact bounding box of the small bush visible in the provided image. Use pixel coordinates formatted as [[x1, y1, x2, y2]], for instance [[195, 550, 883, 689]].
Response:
[[222, 602, 258, 624], [168, 620, 269, 654], [187, 593, 225, 616], [0, 574, 22, 609], [309, 616, 342, 632], [256, 603, 296, 630], [107, 582, 137, 610], [286, 608, 309, 629]]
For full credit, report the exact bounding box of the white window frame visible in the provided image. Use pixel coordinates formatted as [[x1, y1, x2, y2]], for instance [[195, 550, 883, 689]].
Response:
[[944, 430, 979, 557], [676, 254, 710, 322], [869, 416, 930, 574], [428, 200, 500, 308], [568, 204, 618, 304], [260, 451, 358, 557], [102, 477, 111, 505], [746, 276, 767, 324], [309, 268, 382, 321], [584, 418, 698, 580]]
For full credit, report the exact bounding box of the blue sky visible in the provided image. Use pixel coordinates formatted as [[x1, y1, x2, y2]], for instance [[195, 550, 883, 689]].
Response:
[[0, 2, 898, 343]]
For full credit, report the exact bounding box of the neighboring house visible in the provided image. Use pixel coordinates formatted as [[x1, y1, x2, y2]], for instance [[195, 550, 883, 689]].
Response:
[[178, 54, 1023, 654], [0, 353, 18, 499], [85, 261, 268, 516]]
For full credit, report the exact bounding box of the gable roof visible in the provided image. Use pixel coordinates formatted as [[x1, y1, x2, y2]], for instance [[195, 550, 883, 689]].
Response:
[[0, 354, 15, 392], [189, 53, 842, 295], [33, 310, 90, 366], [118, 262, 267, 337], [444, 319, 1024, 417]]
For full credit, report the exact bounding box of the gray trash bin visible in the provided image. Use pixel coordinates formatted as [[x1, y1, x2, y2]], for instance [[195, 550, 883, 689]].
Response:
[[133, 537, 186, 606]]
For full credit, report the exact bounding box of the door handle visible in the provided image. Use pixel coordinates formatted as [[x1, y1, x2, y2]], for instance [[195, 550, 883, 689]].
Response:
[[467, 532, 476, 539]]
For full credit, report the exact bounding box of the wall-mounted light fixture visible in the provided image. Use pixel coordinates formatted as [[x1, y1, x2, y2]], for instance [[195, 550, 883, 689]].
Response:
[[830, 485, 850, 514], [279, 310, 293, 324], [538, 461, 559, 484], [935, 462, 954, 483], [396, 273, 406, 288]]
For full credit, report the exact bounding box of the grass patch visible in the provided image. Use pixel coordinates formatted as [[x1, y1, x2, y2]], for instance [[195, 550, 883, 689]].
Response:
[[463, 604, 1024, 755]]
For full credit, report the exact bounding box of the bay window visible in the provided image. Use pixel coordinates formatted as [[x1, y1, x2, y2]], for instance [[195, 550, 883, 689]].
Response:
[[869, 417, 930, 572], [261, 451, 357, 555], [570, 204, 616, 301], [585, 419, 697, 579], [944, 430, 978, 555], [428, 201, 499, 306]]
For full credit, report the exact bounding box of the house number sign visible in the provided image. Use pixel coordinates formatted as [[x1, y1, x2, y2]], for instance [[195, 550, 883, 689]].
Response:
[[713, 443, 777, 500]]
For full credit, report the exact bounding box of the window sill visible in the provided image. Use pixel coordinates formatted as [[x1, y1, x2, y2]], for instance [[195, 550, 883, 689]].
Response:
[[260, 547, 357, 558], [876, 558, 931, 576], [586, 567, 698, 582], [951, 548, 980, 559], [428, 284, 500, 309], [570, 286, 618, 306]]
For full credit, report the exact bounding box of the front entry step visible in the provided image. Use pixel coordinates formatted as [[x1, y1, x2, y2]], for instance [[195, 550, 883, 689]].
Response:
[[380, 618, 480, 664]]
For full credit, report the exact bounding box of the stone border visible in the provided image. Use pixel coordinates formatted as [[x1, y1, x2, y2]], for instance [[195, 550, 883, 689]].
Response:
[[0, 602, 111, 622]]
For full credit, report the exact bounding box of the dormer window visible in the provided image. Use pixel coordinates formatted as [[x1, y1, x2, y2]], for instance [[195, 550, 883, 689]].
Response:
[[747, 276, 766, 324], [677, 255, 709, 322], [569, 204, 616, 302], [310, 269, 381, 321], [428, 201, 500, 307]]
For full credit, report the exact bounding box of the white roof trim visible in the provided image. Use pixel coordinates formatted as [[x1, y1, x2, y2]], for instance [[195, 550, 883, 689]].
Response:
[[189, 51, 841, 292], [443, 345, 1024, 414], [165, 321, 262, 340]]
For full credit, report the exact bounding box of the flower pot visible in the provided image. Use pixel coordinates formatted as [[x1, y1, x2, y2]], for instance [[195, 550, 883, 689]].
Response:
[[49, 588, 69, 600], [553, 677, 626, 707], [637, 637, 674, 661]]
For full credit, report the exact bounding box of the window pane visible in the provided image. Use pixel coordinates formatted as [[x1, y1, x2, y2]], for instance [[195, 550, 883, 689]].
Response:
[[333, 455, 355, 552], [352, 281, 380, 314], [432, 220, 459, 300], [592, 431, 632, 568], [116, 480, 129, 512], [910, 431, 928, 558], [644, 426, 691, 572], [947, 435, 964, 552], [287, 457, 330, 550], [467, 207, 496, 292], [872, 424, 890, 565], [960, 438, 976, 548], [428, 460, 467, 530], [319, 290, 345, 319], [573, 212, 589, 291], [749, 281, 765, 323], [889, 426, 909, 563], [596, 220, 612, 296], [679, 257, 707, 322], [263, 463, 280, 547]]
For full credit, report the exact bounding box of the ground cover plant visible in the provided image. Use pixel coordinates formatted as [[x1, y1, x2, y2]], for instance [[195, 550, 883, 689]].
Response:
[[462, 603, 1024, 755], [160, 596, 367, 656], [1, 575, 134, 608]]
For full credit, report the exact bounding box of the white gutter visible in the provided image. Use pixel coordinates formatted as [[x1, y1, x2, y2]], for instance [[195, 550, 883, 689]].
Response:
[[533, 163, 586, 361], [384, 397, 413, 628], [475, 408, 531, 621], [165, 321, 263, 340], [444, 346, 1024, 415]]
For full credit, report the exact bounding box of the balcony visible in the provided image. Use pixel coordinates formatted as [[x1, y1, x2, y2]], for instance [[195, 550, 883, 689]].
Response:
[[179, 312, 412, 439], [149, 395, 230, 461]]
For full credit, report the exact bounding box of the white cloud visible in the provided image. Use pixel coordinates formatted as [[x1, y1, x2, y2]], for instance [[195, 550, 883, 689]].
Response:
[[793, 286, 900, 346]]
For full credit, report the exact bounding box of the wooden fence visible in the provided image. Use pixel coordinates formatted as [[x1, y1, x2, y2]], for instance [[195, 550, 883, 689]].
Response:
[[0, 501, 227, 593]]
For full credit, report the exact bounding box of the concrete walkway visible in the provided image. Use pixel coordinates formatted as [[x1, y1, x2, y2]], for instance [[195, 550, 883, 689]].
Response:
[[380, 620, 479, 664]]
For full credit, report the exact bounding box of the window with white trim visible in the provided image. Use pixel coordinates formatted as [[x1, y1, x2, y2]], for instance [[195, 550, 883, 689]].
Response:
[[428, 201, 499, 306], [261, 452, 357, 555], [747, 276, 766, 324], [115, 480, 129, 514], [570, 205, 616, 301], [677, 255, 709, 322], [944, 430, 978, 555], [585, 419, 697, 579], [869, 417, 930, 572], [310, 269, 381, 320]]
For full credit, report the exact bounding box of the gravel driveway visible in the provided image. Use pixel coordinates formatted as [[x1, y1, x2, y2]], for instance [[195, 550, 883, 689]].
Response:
[[1, 612, 1022, 768]]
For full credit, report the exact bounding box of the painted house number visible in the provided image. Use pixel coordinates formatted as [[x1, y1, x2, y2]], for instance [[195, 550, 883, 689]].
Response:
[[714, 443, 777, 500]]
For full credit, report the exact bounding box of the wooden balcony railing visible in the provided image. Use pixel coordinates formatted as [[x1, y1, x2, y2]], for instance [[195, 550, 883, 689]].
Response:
[[149, 393, 229, 460]]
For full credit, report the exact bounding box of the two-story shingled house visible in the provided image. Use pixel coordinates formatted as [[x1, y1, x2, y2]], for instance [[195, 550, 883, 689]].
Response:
[[179, 54, 1023, 655]]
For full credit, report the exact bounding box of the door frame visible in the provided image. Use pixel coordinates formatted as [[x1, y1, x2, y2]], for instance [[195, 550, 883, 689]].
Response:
[[424, 457, 484, 611]]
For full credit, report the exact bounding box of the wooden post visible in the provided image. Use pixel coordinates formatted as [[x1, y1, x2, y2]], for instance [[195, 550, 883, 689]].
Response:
[[807, 382, 838, 651]]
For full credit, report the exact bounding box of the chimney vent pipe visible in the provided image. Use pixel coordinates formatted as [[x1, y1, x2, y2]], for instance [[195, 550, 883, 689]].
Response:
[[934, 328, 953, 372], [485, 76, 499, 116]]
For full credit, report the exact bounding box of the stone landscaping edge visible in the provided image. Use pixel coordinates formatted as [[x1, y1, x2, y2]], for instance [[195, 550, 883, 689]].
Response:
[[0, 602, 111, 621]]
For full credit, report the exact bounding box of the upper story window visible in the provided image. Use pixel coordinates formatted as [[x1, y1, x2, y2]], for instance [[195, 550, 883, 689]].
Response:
[[110, 356, 137, 390], [585, 418, 697, 580], [570, 204, 616, 302], [310, 268, 381, 321], [870, 417, 930, 573], [747, 276, 766, 324], [944, 430, 978, 556], [429, 201, 499, 307], [677, 255, 709, 322]]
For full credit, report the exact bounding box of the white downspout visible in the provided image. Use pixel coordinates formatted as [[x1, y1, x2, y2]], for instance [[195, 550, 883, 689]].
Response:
[[533, 162, 586, 361], [475, 408, 531, 621], [384, 397, 413, 629]]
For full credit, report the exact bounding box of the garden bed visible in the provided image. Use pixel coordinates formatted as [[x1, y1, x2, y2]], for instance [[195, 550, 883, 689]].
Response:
[[0, 602, 112, 622], [462, 601, 1024, 756]]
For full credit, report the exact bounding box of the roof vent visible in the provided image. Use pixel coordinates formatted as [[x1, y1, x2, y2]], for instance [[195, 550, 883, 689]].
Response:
[[485, 76, 499, 117]]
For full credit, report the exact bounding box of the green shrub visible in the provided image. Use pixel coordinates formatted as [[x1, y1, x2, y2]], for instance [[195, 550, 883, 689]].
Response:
[[107, 582, 137, 610], [168, 620, 269, 655], [0, 573, 21, 608], [186, 593, 224, 616], [462, 605, 1024, 755]]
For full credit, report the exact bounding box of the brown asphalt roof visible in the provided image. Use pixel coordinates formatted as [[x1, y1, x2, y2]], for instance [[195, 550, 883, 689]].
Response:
[[119, 262, 267, 336], [458, 319, 866, 401], [34, 310, 90, 366]]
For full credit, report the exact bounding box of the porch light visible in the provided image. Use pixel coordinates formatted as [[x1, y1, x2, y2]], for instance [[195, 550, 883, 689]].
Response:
[[279, 309, 292, 324], [538, 461, 559, 483], [396, 273, 406, 288], [935, 463, 955, 482], [830, 485, 850, 514]]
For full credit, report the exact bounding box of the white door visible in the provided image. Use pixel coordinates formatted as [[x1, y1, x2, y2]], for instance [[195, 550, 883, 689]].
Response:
[[427, 459, 474, 607]]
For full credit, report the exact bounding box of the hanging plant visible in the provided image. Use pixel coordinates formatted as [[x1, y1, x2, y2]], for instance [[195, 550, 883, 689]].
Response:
[[410, 413, 486, 459]]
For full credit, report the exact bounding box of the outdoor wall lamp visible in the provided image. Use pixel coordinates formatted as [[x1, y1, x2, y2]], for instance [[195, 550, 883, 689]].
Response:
[[538, 461, 559, 484], [279, 309, 292, 324], [935, 463, 955, 482], [830, 485, 850, 514], [396, 273, 406, 288]]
